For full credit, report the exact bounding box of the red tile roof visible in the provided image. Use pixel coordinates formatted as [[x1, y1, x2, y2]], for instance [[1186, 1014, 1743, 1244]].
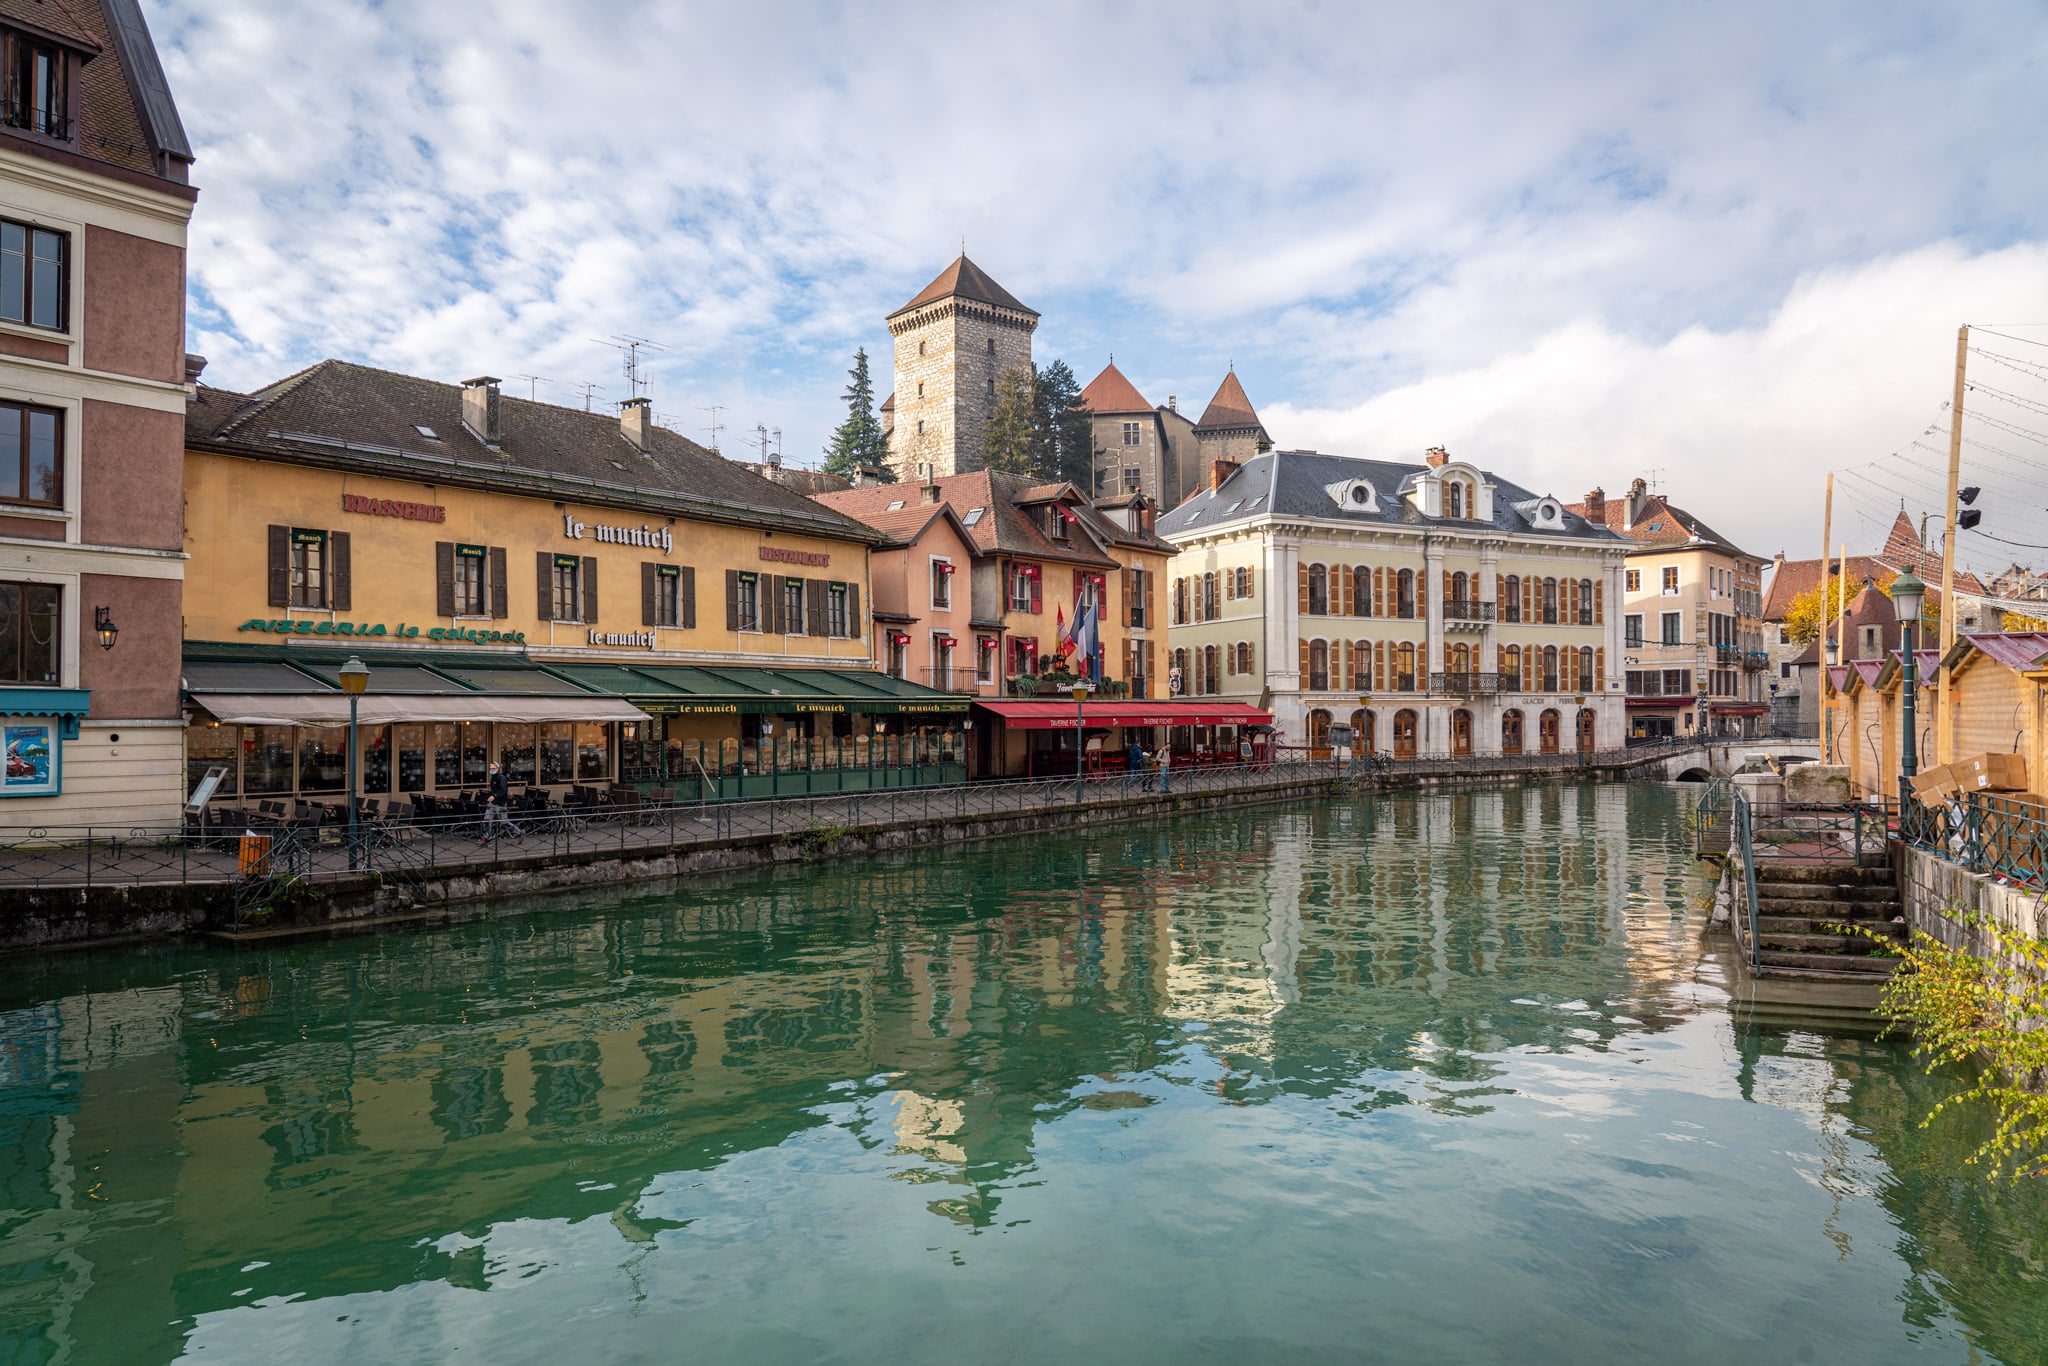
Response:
[[1761, 511, 1986, 620], [1081, 362, 1151, 414], [813, 470, 1163, 568], [890, 255, 1037, 320], [1563, 487, 1751, 556], [1195, 370, 1265, 433]]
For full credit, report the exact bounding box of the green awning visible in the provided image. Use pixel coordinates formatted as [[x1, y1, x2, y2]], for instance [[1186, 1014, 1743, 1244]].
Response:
[[546, 663, 968, 715]]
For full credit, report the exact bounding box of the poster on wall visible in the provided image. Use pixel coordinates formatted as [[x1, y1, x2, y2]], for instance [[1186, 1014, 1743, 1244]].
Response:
[[3, 721, 59, 797]]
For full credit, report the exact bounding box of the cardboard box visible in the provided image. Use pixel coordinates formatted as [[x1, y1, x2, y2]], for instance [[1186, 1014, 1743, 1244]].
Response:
[[1910, 764, 1960, 803], [1957, 752, 2030, 793]]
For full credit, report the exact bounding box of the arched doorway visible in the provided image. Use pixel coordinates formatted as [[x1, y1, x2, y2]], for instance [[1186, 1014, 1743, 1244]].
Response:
[[1349, 708, 1374, 755], [1576, 708, 1595, 752], [1501, 709, 1524, 755], [1307, 708, 1332, 757], [1539, 708, 1561, 755], [1393, 709, 1419, 759], [1451, 708, 1473, 757]]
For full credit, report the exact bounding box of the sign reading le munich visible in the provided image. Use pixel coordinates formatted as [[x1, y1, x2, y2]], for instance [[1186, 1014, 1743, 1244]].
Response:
[[563, 514, 673, 555]]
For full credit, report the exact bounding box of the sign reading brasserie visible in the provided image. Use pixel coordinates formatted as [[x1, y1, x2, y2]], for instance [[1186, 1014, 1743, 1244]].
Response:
[[563, 514, 673, 555], [342, 494, 446, 522], [239, 618, 527, 645]]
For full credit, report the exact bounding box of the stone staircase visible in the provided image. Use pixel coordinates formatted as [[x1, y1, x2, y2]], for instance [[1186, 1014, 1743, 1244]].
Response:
[[1742, 860, 1905, 981]]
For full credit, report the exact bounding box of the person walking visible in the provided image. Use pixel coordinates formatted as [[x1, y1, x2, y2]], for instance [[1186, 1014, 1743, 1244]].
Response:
[[481, 760, 523, 844], [1127, 739, 1146, 793]]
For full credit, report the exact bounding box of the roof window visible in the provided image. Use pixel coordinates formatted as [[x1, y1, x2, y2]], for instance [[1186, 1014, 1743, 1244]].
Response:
[[414, 425, 440, 441], [1248, 495, 1264, 508], [887, 499, 906, 511], [963, 507, 985, 526], [1226, 500, 1243, 514]]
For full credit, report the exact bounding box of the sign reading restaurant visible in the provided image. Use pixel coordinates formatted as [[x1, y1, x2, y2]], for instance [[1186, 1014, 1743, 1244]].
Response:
[[563, 514, 673, 555], [759, 545, 829, 567]]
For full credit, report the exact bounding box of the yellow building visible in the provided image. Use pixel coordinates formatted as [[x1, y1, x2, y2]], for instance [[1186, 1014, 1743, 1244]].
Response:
[[181, 363, 967, 809]]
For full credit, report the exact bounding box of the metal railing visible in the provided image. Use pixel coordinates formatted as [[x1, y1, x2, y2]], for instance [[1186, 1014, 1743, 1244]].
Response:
[[1902, 790, 2048, 886], [1731, 794, 1763, 971], [1442, 600, 1496, 622], [1429, 671, 1501, 696], [1742, 650, 1771, 671], [917, 666, 983, 695]]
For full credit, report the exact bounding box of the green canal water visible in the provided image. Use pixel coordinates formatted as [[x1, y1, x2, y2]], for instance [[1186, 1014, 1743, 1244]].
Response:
[[3, 784, 2046, 1364]]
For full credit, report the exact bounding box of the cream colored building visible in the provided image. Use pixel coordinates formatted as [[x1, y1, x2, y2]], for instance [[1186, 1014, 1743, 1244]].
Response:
[[1158, 447, 1627, 759]]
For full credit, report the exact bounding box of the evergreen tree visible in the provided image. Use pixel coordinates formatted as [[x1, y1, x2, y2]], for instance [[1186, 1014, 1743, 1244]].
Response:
[[983, 364, 1040, 474], [823, 347, 890, 478], [1031, 359, 1097, 487]]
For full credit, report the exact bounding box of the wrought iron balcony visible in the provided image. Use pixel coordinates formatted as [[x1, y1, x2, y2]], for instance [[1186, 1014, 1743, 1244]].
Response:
[[919, 667, 984, 695], [1430, 671, 1502, 696], [1741, 650, 1771, 671], [1714, 646, 1742, 665], [1442, 599, 1496, 623]]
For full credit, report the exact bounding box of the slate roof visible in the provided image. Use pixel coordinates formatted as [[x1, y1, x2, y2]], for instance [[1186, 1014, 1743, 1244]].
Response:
[[1194, 370, 1265, 434], [1155, 449, 1627, 544], [814, 469, 1173, 568], [1081, 362, 1152, 414], [0, 0, 191, 183], [186, 361, 884, 544], [890, 255, 1038, 320]]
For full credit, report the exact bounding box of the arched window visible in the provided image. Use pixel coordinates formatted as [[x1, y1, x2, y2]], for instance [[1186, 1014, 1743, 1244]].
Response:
[[1308, 708, 1332, 752], [1396, 568, 1416, 619], [1353, 566, 1371, 616], [1502, 644, 1521, 690], [1539, 708, 1561, 755], [1578, 579, 1594, 625], [1172, 647, 1188, 693], [1501, 709, 1524, 755], [1307, 564, 1328, 616], [1451, 571, 1469, 610], [1503, 574, 1522, 624], [1579, 647, 1595, 693], [1542, 577, 1559, 624], [1202, 644, 1220, 695], [1395, 642, 1417, 690], [1451, 708, 1473, 756], [1238, 641, 1255, 674], [1449, 642, 1471, 676], [1542, 645, 1559, 691], [1393, 709, 1419, 759], [1201, 571, 1218, 621], [986, 337, 996, 354], [1235, 567, 1251, 597], [1308, 639, 1330, 691], [1447, 481, 1464, 520]]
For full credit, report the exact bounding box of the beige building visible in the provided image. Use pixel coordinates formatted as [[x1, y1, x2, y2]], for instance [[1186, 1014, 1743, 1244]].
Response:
[[1158, 446, 1627, 759], [883, 255, 1038, 482], [1568, 479, 1770, 739], [1080, 360, 1201, 510]]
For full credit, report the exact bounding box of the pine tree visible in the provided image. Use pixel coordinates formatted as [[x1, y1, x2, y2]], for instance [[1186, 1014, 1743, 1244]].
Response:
[[1031, 359, 1096, 486], [823, 347, 889, 478], [982, 364, 1039, 474]]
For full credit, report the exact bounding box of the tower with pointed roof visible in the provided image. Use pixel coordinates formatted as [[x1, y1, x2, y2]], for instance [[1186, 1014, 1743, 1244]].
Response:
[[1194, 368, 1271, 472], [885, 255, 1039, 482]]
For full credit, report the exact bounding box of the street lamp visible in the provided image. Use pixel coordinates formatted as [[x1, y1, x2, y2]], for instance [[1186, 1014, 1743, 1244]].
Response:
[[338, 656, 369, 870], [1574, 693, 1588, 763], [93, 606, 118, 651], [1891, 568, 1927, 790], [1823, 635, 1839, 762], [1356, 692, 1371, 776], [1071, 680, 1088, 806]]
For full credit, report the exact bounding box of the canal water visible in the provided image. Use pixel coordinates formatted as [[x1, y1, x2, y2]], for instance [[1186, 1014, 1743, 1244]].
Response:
[[3, 784, 2044, 1364]]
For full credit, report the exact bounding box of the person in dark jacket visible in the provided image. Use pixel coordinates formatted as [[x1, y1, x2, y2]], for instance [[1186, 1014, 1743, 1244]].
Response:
[[482, 761, 522, 843]]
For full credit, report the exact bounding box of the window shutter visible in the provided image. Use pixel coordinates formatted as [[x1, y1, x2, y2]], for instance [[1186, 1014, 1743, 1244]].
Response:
[[642, 562, 658, 626], [682, 567, 696, 629], [1442, 570, 1452, 604], [1224, 569, 1234, 602], [1029, 574, 1041, 614], [1245, 566, 1254, 596], [1569, 579, 1579, 623], [1595, 581, 1604, 624], [267, 525, 289, 606], [1416, 571, 1427, 614], [847, 582, 860, 636], [1126, 568, 1137, 624], [1595, 647, 1605, 690], [582, 556, 598, 623], [1298, 638, 1309, 681], [1497, 645, 1507, 676], [1523, 646, 1534, 692], [1374, 640, 1386, 691], [490, 547, 508, 618], [1298, 565, 1309, 616], [1495, 574, 1505, 610], [1371, 567, 1383, 618], [808, 578, 828, 636], [725, 569, 740, 630], [539, 552, 554, 620], [766, 574, 784, 633], [329, 532, 352, 611], [1340, 570, 1353, 617], [1343, 641, 1354, 690], [1125, 639, 1135, 680], [436, 542, 456, 617], [1523, 577, 1533, 621]]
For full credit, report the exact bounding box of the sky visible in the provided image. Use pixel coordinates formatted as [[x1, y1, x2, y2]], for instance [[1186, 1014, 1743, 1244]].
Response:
[[151, 1, 2048, 573]]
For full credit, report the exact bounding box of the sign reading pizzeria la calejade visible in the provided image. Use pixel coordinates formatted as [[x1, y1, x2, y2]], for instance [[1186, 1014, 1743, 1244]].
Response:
[[238, 619, 528, 645]]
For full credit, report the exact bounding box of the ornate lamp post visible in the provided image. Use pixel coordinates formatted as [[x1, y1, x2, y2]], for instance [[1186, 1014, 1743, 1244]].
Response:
[[339, 656, 369, 870], [1356, 692, 1371, 776], [93, 606, 119, 651], [1574, 693, 1588, 764], [1823, 635, 1839, 761], [1071, 680, 1088, 806], [1891, 568, 1926, 791]]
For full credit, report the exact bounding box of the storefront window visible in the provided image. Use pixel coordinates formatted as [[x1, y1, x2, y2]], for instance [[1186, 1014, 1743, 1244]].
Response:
[[575, 723, 610, 781], [244, 725, 294, 795], [299, 729, 346, 793], [360, 724, 392, 794], [433, 724, 462, 787], [499, 724, 537, 785], [395, 724, 427, 792], [539, 723, 575, 784], [462, 721, 490, 786], [188, 724, 238, 799]]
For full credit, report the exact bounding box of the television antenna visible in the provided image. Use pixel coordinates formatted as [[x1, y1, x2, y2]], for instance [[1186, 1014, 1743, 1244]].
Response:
[[593, 335, 667, 399], [567, 380, 605, 412], [510, 373, 551, 401], [699, 404, 725, 453]]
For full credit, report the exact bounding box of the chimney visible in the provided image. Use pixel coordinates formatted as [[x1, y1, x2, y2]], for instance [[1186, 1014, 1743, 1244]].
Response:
[[461, 376, 502, 447], [1625, 477, 1649, 527], [921, 481, 943, 505], [1210, 458, 1238, 492], [1582, 486, 1606, 524], [1424, 445, 1449, 468], [619, 396, 651, 452], [183, 352, 207, 384], [1167, 394, 1177, 411]]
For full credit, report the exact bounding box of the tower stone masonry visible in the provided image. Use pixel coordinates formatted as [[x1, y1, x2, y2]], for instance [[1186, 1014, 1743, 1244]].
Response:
[[886, 256, 1038, 481]]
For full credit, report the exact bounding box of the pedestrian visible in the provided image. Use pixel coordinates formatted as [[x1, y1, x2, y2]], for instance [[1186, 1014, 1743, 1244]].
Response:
[[481, 760, 523, 844], [1128, 739, 1146, 793], [1156, 747, 1171, 795], [1239, 735, 1254, 767]]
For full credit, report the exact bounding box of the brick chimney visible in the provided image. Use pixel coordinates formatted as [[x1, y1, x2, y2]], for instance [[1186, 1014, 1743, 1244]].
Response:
[[921, 481, 943, 505], [619, 396, 651, 452], [1211, 458, 1238, 492], [1425, 445, 1449, 468], [461, 376, 502, 448], [1625, 477, 1650, 528], [1583, 486, 1606, 524]]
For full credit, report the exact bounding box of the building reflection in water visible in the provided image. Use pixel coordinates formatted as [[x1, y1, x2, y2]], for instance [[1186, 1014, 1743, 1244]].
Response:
[[0, 783, 1873, 1362]]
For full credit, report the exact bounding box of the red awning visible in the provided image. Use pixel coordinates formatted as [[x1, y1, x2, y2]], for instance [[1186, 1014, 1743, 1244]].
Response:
[[1710, 702, 1770, 715], [974, 700, 1273, 731], [1626, 696, 1696, 709]]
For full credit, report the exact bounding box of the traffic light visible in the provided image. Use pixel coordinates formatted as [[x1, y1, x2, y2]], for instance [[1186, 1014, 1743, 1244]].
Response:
[[1959, 485, 1981, 531]]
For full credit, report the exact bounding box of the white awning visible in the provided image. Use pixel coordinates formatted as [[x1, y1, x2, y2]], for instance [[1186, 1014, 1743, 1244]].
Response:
[[188, 693, 649, 727]]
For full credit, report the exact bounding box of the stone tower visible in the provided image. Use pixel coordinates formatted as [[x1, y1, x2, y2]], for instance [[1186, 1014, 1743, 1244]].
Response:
[[1194, 368, 1270, 473], [885, 255, 1039, 481]]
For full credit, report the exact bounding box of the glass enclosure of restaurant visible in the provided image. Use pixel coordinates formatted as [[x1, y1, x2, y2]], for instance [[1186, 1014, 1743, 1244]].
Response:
[[185, 720, 618, 804]]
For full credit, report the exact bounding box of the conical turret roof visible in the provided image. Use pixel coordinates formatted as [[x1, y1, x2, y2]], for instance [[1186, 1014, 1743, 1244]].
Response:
[[1195, 368, 1265, 434], [1081, 361, 1151, 414], [890, 254, 1038, 320]]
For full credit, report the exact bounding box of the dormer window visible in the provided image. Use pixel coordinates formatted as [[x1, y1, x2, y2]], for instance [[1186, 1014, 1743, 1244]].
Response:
[[1447, 481, 1464, 519], [5, 34, 70, 140], [1045, 505, 1070, 540]]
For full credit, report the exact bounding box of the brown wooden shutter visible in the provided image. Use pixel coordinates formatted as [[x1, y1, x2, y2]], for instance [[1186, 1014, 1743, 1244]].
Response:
[[436, 542, 456, 616], [1126, 568, 1137, 624], [808, 578, 828, 636], [267, 525, 289, 606], [490, 546, 508, 618], [1126, 639, 1136, 679], [1374, 640, 1386, 691], [1595, 647, 1605, 690], [1245, 566, 1253, 596], [725, 569, 740, 630], [681, 567, 696, 629], [1569, 579, 1580, 623], [847, 582, 860, 636], [582, 556, 598, 623], [1523, 577, 1533, 621], [1371, 567, 1383, 617], [1298, 638, 1309, 681], [539, 552, 554, 620], [1342, 569, 1355, 617], [328, 532, 351, 611], [1523, 646, 1534, 692], [1595, 581, 1604, 624], [1442, 570, 1452, 605], [1298, 565, 1309, 615], [1495, 574, 1505, 610], [767, 574, 784, 633], [1497, 645, 1507, 676], [642, 562, 658, 626], [1416, 570, 1426, 615]]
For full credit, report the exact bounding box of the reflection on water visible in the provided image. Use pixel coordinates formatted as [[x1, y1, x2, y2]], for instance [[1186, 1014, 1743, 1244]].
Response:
[[1, 784, 2043, 1365]]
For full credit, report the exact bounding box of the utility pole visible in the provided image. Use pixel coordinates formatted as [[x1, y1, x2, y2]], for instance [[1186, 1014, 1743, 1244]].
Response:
[[1821, 473, 1833, 762], [1938, 325, 1968, 765]]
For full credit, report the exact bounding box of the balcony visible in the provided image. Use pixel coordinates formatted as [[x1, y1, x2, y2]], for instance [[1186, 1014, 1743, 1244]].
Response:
[[1741, 650, 1770, 671], [1442, 599, 1495, 628], [919, 667, 983, 695], [1714, 646, 1742, 665], [1430, 672, 1501, 696]]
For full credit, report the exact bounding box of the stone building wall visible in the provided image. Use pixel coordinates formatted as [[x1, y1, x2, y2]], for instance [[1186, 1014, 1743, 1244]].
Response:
[[887, 302, 1034, 480], [1199, 426, 1266, 470]]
